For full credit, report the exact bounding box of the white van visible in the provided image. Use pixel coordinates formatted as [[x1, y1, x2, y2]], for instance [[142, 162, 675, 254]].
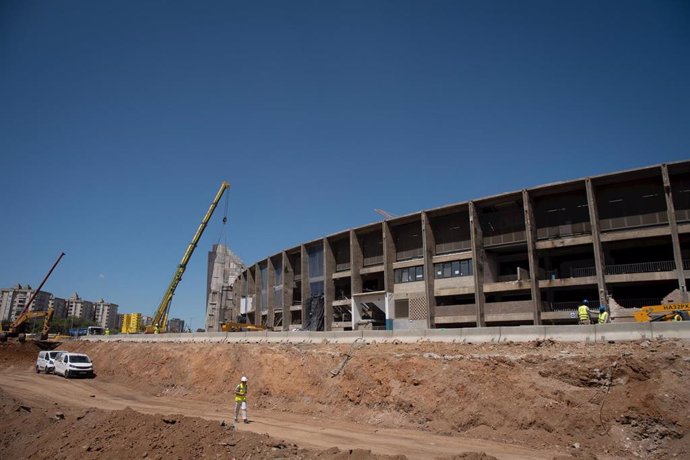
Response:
[[35, 350, 67, 374], [53, 352, 94, 378]]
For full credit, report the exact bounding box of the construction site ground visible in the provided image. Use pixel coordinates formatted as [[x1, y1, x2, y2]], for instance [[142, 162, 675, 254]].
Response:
[[1, 338, 689, 459]]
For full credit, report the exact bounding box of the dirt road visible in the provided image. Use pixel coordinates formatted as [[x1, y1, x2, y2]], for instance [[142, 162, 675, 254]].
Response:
[[0, 370, 559, 459]]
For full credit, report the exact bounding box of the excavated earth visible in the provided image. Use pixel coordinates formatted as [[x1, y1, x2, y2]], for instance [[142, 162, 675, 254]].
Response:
[[1, 337, 689, 459]]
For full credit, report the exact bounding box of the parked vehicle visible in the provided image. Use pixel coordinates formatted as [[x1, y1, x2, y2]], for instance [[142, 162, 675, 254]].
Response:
[[35, 350, 67, 374], [53, 352, 94, 378]]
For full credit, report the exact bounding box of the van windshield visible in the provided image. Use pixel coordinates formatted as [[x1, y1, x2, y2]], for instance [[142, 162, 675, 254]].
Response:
[[49, 352, 60, 359], [70, 356, 91, 363]]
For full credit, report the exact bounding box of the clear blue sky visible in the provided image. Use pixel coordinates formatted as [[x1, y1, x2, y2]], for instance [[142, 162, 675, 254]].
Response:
[[1, 1, 689, 330]]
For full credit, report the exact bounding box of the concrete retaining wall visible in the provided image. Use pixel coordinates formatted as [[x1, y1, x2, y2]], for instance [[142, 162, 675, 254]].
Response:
[[80, 322, 690, 345]]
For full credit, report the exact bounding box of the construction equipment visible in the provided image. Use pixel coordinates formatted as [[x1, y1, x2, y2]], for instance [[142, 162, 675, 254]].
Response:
[[146, 182, 230, 333], [0, 252, 65, 347], [634, 303, 690, 322], [220, 321, 266, 332]]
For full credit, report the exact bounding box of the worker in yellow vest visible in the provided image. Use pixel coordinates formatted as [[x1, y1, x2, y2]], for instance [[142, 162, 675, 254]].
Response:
[[578, 299, 591, 325], [234, 376, 249, 424], [598, 305, 609, 324]]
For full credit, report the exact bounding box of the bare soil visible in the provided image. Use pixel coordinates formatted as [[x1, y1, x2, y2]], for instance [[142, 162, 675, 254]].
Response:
[[1, 338, 689, 459]]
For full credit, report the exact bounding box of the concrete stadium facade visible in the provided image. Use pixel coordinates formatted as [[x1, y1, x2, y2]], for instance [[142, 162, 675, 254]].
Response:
[[233, 161, 690, 331]]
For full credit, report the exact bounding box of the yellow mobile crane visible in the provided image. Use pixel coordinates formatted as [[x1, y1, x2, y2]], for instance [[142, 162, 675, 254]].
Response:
[[146, 182, 230, 333], [0, 252, 64, 346]]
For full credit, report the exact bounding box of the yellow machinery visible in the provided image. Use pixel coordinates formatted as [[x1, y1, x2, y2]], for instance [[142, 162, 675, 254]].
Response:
[[0, 252, 64, 344], [634, 303, 690, 322], [146, 182, 230, 333], [220, 321, 266, 332]]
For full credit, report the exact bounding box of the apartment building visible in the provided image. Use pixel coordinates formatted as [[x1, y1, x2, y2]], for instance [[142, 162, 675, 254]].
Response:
[[66, 292, 94, 321], [0, 284, 52, 322], [168, 317, 185, 333], [234, 161, 690, 331], [48, 296, 67, 319], [93, 299, 119, 330], [205, 244, 244, 332]]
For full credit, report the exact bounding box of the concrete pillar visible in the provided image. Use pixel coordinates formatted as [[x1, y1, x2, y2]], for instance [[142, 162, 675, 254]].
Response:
[[324, 238, 335, 331], [469, 201, 486, 327], [300, 245, 310, 324], [662, 164, 688, 301], [350, 230, 363, 295], [421, 212, 436, 328], [246, 268, 255, 325], [233, 276, 243, 323], [282, 251, 293, 331], [383, 222, 395, 293], [253, 263, 262, 326], [267, 259, 276, 329], [522, 190, 543, 325], [585, 178, 609, 308]]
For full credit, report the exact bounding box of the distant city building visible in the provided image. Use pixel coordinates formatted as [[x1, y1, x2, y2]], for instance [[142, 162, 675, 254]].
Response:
[[0, 284, 52, 322], [66, 292, 94, 321], [93, 299, 119, 330], [121, 313, 142, 333], [116, 313, 126, 332], [141, 315, 154, 327], [205, 244, 244, 332], [49, 296, 67, 319], [167, 318, 185, 333]]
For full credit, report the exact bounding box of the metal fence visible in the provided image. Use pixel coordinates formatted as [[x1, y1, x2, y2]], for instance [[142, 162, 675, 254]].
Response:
[[605, 260, 676, 275]]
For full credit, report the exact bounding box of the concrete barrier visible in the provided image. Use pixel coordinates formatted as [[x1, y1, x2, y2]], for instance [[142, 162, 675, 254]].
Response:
[[545, 325, 595, 342], [425, 329, 463, 343], [595, 323, 652, 343], [499, 325, 546, 342], [328, 331, 363, 343], [390, 329, 422, 343], [361, 330, 394, 342], [461, 327, 501, 343], [651, 321, 690, 340], [265, 331, 289, 342]]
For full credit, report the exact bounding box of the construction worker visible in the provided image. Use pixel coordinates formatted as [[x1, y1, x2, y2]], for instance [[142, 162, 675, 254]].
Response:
[[234, 376, 249, 424], [105, 328, 110, 335], [578, 299, 591, 325], [598, 305, 609, 324]]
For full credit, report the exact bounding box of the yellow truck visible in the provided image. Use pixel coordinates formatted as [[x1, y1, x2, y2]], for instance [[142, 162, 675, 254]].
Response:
[[634, 303, 690, 322]]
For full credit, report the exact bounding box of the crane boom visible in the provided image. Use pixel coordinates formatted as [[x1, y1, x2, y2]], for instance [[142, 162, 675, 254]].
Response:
[[148, 181, 230, 333]]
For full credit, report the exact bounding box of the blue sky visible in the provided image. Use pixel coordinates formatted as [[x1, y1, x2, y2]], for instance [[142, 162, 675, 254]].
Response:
[[1, 1, 689, 329]]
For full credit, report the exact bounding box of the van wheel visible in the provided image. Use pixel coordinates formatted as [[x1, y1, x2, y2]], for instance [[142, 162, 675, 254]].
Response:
[[64, 370, 70, 379], [36, 366, 40, 374]]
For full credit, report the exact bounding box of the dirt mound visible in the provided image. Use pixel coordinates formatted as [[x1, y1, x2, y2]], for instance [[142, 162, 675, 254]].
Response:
[[0, 387, 402, 460], [2, 338, 690, 459]]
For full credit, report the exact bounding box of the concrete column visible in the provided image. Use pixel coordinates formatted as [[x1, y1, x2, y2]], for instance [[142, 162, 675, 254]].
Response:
[[267, 259, 276, 329], [662, 164, 688, 301], [253, 263, 262, 326], [282, 251, 293, 331], [421, 212, 436, 328], [232, 276, 242, 323], [350, 230, 363, 295], [469, 201, 486, 327], [522, 190, 543, 325], [585, 178, 609, 308], [324, 237, 335, 331], [300, 245, 310, 324], [246, 268, 255, 325], [383, 222, 395, 293]]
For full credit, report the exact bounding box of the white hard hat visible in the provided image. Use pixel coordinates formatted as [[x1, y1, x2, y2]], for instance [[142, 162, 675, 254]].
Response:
[[241, 376, 248, 382]]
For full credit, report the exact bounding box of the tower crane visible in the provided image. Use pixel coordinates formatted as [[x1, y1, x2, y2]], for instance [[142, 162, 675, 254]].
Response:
[[146, 182, 229, 333]]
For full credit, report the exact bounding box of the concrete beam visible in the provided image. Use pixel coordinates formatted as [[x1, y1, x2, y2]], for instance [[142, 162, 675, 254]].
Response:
[[383, 222, 395, 293], [469, 201, 486, 327], [253, 263, 262, 327], [522, 190, 542, 325], [662, 164, 688, 301], [585, 178, 609, 308]]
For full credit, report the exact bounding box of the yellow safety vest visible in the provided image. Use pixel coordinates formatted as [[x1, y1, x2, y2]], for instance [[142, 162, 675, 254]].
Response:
[[598, 311, 609, 324], [234, 383, 247, 402], [578, 304, 590, 321]]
